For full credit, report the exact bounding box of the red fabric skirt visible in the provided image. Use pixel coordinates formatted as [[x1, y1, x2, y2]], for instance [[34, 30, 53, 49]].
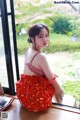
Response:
[[16, 74, 55, 112]]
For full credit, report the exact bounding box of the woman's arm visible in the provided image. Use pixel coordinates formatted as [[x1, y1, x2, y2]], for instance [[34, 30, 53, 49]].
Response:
[[38, 53, 56, 81], [38, 53, 64, 103]]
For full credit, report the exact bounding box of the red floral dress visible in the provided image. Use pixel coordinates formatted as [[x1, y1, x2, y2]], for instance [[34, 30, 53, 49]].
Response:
[[16, 74, 55, 112]]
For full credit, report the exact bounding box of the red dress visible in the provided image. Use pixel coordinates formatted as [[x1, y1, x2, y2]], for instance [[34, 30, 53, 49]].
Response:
[[16, 52, 55, 112], [16, 74, 55, 112]]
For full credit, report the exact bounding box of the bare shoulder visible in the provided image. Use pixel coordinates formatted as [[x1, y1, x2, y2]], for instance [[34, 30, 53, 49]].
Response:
[[38, 52, 46, 58], [37, 52, 47, 62]]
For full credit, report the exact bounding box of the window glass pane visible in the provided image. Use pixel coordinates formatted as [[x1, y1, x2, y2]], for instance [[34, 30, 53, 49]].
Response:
[[6, 0, 11, 13], [14, 0, 80, 108], [0, 17, 9, 87]]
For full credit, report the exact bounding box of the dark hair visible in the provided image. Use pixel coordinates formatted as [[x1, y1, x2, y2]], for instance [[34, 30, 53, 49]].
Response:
[[27, 23, 49, 43]]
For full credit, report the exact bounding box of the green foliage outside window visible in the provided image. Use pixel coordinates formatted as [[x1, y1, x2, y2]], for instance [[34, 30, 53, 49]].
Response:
[[62, 80, 80, 101], [52, 16, 73, 34]]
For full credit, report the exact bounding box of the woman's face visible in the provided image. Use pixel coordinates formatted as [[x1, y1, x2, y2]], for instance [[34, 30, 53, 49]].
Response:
[[33, 28, 49, 50]]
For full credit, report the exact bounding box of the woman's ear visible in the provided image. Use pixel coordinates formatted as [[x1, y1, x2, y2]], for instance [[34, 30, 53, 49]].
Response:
[[31, 37, 34, 43]]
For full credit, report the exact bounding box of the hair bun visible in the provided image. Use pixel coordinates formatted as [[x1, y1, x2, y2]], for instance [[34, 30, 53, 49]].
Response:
[[27, 38, 32, 43]]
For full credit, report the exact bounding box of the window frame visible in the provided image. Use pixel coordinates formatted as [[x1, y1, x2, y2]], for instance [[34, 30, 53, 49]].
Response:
[[0, 0, 19, 95]]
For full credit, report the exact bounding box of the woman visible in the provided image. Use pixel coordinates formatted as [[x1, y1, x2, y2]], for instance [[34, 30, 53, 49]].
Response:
[[16, 23, 64, 112]]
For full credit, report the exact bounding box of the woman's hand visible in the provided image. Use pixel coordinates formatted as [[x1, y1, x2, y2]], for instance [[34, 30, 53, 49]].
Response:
[[55, 87, 64, 104], [53, 80, 64, 104], [53, 73, 58, 78]]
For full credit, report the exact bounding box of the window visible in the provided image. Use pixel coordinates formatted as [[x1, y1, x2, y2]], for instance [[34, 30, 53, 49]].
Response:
[[0, 0, 19, 95], [0, 0, 80, 109], [15, 0, 80, 109]]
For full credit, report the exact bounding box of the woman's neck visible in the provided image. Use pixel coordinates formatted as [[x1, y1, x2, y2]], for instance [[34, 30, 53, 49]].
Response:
[[31, 46, 41, 52]]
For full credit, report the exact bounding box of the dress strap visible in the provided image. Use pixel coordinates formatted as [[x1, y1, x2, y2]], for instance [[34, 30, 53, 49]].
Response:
[[30, 52, 40, 63], [26, 52, 45, 76]]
